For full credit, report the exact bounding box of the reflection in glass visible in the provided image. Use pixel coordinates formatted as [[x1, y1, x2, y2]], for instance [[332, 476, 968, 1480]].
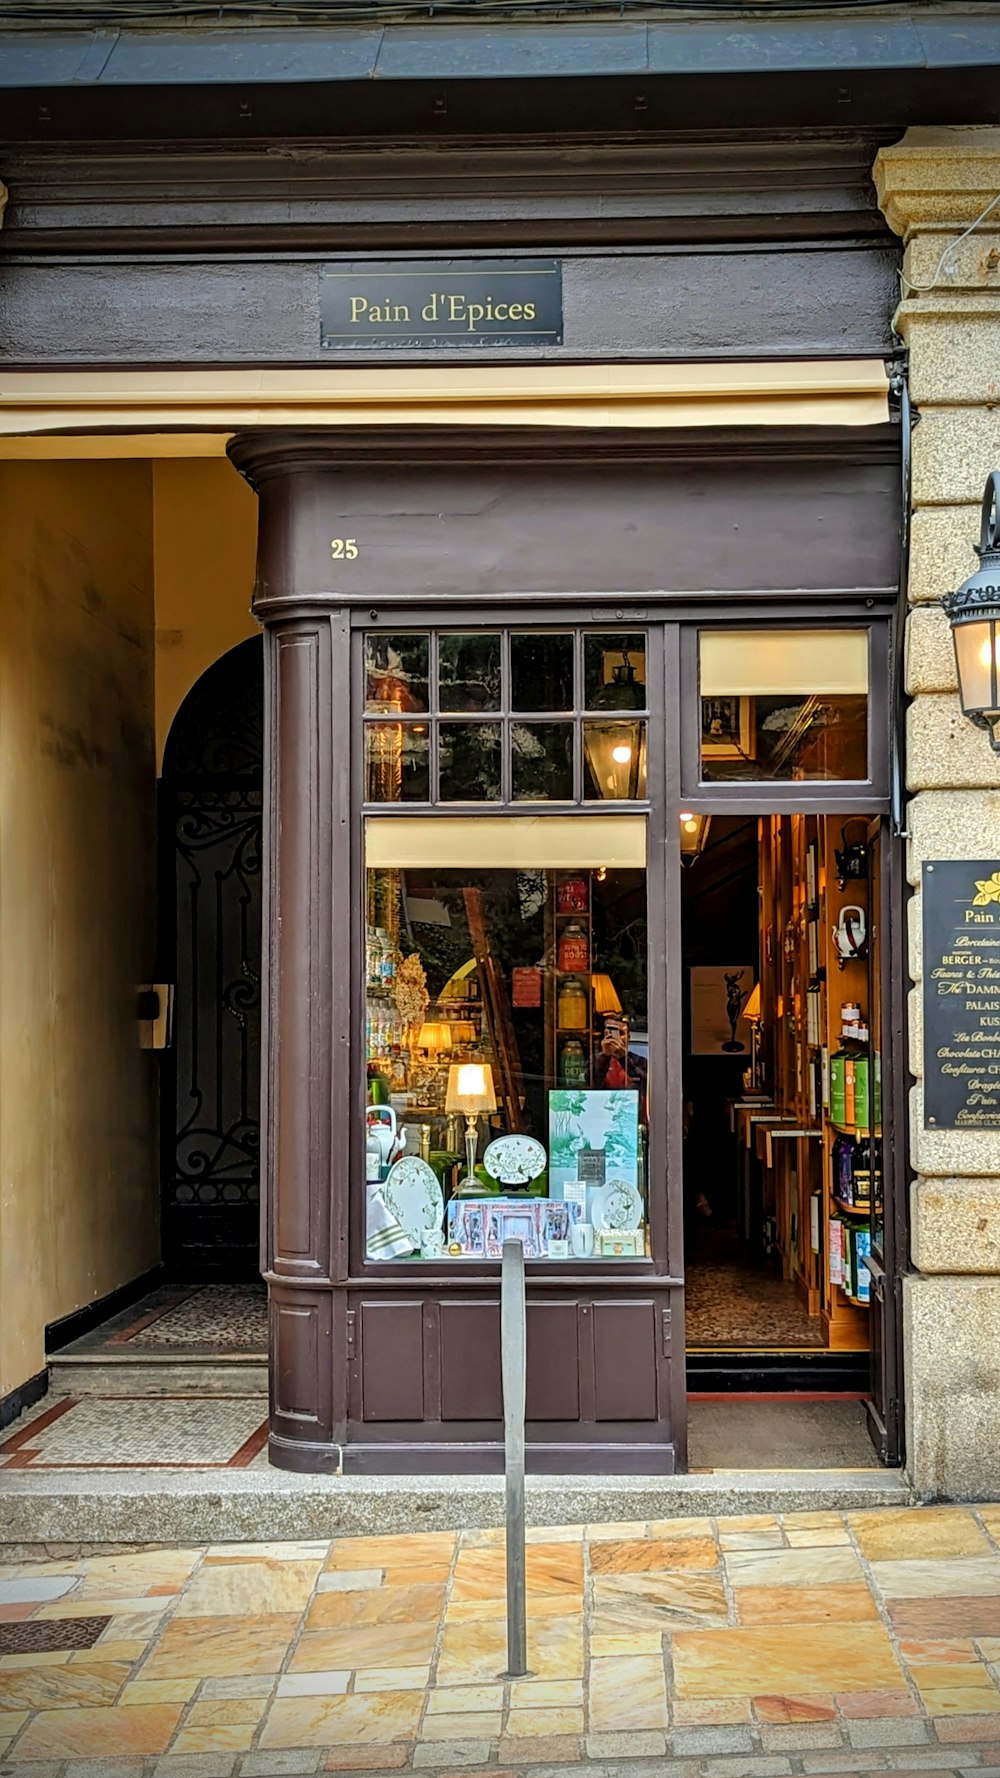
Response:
[[584, 634, 647, 712], [439, 723, 502, 802], [699, 628, 869, 782], [364, 842, 649, 1263], [365, 723, 430, 802], [365, 633, 429, 713], [583, 720, 647, 800], [512, 722, 574, 801], [700, 695, 867, 782], [511, 633, 574, 712], [439, 633, 502, 712]]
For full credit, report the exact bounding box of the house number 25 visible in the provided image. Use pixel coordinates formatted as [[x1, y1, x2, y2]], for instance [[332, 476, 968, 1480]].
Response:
[[330, 538, 359, 560]]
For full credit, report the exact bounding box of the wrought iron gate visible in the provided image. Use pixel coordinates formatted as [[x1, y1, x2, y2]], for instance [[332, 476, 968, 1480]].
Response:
[[160, 637, 263, 1277]]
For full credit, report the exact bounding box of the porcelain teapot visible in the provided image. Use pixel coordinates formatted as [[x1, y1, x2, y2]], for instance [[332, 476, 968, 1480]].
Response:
[[832, 904, 867, 969], [366, 1105, 404, 1172]]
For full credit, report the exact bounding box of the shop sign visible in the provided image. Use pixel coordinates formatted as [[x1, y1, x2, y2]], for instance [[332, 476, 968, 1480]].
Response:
[[923, 859, 1000, 1128], [320, 259, 562, 349]]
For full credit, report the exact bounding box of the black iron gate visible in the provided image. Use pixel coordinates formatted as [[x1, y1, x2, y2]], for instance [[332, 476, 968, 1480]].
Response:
[[160, 637, 263, 1278]]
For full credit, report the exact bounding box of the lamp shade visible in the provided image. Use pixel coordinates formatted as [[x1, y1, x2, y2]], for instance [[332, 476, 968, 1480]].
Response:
[[943, 472, 1000, 752], [743, 982, 762, 1023], [679, 810, 712, 861], [417, 1021, 452, 1056], [445, 1061, 497, 1116], [591, 974, 622, 1015]]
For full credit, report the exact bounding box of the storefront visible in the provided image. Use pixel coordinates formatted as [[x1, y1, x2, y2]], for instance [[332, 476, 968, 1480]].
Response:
[[230, 421, 901, 1473], [7, 16, 1000, 1495]]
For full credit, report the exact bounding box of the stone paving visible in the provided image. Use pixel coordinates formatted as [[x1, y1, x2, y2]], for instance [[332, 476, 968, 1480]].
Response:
[[2, 1507, 1000, 1774]]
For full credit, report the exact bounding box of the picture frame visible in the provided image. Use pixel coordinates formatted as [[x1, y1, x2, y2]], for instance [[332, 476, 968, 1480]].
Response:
[[484, 1200, 545, 1259], [701, 695, 755, 761], [689, 965, 755, 1057]]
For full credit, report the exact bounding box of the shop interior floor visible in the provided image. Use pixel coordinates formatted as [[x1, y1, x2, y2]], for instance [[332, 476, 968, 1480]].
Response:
[[688, 1398, 879, 1471]]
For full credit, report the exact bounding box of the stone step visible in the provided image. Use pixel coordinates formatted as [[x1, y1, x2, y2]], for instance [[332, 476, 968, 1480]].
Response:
[[47, 1351, 268, 1397], [0, 1465, 912, 1551]]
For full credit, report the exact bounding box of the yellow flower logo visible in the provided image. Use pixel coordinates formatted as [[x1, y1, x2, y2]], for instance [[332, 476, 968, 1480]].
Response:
[[973, 870, 1000, 906]]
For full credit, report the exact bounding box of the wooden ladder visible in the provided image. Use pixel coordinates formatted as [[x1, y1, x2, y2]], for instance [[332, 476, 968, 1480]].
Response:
[[462, 887, 527, 1133]]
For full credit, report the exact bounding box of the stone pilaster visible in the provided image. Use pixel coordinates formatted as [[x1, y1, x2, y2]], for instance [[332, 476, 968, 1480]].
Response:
[[875, 128, 1000, 1498]]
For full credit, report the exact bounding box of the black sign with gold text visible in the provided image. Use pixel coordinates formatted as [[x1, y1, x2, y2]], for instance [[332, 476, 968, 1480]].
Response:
[[320, 259, 562, 350], [923, 859, 1000, 1128]]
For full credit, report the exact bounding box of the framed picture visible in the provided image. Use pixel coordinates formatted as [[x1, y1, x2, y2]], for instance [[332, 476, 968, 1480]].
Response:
[[701, 696, 755, 761], [548, 1089, 640, 1198], [689, 965, 755, 1056], [484, 1201, 545, 1259]]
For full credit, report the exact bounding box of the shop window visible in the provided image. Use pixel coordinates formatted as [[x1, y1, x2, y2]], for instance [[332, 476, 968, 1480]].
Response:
[[364, 815, 650, 1264], [363, 627, 648, 805], [699, 629, 869, 782]]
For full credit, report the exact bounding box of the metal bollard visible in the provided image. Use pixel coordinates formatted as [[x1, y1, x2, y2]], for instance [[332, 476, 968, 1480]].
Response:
[[500, 1239, 529, 1678]]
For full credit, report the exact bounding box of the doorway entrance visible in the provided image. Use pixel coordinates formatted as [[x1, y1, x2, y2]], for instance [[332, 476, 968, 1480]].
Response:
[[680, 808, 902, 1469], [159, 636, 264, 1281]]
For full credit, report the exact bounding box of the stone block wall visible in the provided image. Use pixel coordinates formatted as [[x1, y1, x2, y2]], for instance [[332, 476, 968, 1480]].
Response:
[[875, 127, 1000, 1499]]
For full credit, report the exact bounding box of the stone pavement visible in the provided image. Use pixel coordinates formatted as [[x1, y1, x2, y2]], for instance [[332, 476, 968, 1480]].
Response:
[[2, 1507, 1000, 1775]]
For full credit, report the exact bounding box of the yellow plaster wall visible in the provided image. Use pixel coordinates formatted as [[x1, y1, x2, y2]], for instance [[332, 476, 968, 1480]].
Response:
[[153, 459, 258, 767], [0, 461, 159, 1395]]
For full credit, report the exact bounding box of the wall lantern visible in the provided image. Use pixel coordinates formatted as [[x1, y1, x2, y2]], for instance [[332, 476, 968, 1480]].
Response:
[[944, 472, 1000, 752], [583, 650, 647, 798], [678, 809, 712, 866]]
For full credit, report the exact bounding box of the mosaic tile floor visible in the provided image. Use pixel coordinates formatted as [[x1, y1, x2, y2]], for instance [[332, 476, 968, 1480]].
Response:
[[685, 1259, 827, 1349], [0, 1396, 270, 1470], [57, 1283, 269, 1359], [2, 1508, 1000, 1772]]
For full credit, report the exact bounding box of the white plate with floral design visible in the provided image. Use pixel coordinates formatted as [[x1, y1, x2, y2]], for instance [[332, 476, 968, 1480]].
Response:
[[383, 1156, 444, 1245], [593, 1178, 643, 1232], [483, 1134, 547, 1186]]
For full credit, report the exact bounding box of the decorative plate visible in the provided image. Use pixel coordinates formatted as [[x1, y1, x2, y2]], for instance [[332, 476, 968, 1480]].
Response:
[[383, 1156, 444, 1245], [483, 1134, 547, 1186], [593, 1178, 643, 1232]]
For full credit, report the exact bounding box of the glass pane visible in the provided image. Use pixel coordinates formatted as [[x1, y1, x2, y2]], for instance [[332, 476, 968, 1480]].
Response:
[[583, 719, 647, 801], [365, 723, 430, 802], [584, 633, 647, 712], [439, 723, 502, 802], [439, 633, 501, 712], [364, 835, 650, 1264], [700, 695, 868, 782], [512, 722, 574, 801], [511, 633, 574, 712], [699, 629, 869, 782], [365, 633, 429, 713]]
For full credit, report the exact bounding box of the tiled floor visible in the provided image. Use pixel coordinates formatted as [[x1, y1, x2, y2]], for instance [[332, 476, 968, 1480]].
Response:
[[0, 1394, 270, 1470], [55, 1283, 268, 1359], [2, 1507, 1000, 1771]]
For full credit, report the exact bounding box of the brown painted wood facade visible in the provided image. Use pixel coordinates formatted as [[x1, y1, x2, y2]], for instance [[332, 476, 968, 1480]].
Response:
[[228, 426, 900, 1473]]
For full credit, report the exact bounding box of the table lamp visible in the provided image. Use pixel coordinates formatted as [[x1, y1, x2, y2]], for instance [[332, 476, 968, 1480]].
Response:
[[591, 974, 621, 1016], [743, 981, 763, 1089], [417, 1021, 452, 1058], [445, 1061, 497, 1194]]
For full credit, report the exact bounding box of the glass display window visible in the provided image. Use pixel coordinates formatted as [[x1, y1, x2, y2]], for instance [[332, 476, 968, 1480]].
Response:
[[363, 626, 648, 806], [698, 628, 869, 783], [363, 814, 650, 1264]]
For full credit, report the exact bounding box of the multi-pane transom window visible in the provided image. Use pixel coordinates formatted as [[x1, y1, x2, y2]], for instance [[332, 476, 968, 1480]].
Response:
[[364, 629, 649, 805]]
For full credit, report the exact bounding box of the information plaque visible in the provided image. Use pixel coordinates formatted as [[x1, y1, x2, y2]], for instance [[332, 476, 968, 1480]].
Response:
[[923, 859, 1000, 1128], [320, 259, 563, 350]]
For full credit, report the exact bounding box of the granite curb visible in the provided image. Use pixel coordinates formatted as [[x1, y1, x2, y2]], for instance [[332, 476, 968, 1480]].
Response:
[[0, 1471, 912, 1550], [3, 1732, 1000, 1778]]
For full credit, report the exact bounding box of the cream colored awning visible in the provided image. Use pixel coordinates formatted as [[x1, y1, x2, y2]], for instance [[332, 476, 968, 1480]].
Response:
[[0, 359, 890, 455], [366, 813, 647, 870]]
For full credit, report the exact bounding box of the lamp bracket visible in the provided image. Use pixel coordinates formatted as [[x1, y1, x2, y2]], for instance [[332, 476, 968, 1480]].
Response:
[[981, 471, 1000, 556], [969, 711, 1000, 754]]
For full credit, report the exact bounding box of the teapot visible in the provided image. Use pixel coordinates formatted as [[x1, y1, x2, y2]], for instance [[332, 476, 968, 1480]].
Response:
[[366, 1105, 404, 1173], [832, 904, 867, 969]]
